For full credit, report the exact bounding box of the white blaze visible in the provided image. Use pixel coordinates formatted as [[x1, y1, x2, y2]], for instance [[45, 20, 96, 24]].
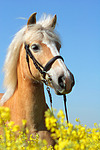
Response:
[[42, 40, 70, 78]]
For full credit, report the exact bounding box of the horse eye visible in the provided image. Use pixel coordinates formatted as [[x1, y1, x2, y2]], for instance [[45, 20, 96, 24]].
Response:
[[31, 44, 39, 52]]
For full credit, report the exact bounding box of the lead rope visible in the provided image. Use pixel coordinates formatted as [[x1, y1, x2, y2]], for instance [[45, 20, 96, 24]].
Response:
[[63, 95, 69, 123], [46, 86, 52, 108], [46, 85, 69, 123]]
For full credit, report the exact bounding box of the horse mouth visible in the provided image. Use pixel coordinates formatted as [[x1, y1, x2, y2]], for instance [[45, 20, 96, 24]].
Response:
[[49, 80, 73, 95], [54, 88, 72, 95]]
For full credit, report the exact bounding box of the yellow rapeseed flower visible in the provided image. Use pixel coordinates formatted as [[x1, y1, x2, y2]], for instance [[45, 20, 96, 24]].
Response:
[[12, 125, 19, 132], [0, 107, 100, 150], [22, 119, 27, 126]]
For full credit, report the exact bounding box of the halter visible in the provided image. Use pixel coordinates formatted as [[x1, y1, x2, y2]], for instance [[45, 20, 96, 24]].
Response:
[[24, 43, 69, 123]]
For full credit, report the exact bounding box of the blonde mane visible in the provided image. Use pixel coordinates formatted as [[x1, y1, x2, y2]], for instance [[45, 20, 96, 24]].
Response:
[[0, 14, 61, 105]]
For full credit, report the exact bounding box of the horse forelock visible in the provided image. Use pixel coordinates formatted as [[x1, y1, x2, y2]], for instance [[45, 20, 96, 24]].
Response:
[[0, 14, 61, 105]]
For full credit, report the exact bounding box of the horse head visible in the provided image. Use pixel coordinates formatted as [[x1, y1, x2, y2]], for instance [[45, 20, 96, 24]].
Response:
[[20, 13, 75, 95]]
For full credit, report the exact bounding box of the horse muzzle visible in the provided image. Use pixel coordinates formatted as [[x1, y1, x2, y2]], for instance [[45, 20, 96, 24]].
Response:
[[48, 70, 75, 95]]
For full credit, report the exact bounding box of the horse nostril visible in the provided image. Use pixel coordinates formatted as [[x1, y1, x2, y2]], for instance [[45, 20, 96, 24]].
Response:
[[71, 79, 75, 87], [58, 75, 65, 89], [70, 73, 75, 88]]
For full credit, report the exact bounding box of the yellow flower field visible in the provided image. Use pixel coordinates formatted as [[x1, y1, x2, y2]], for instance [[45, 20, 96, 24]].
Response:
[[0, 107, 100, 150]]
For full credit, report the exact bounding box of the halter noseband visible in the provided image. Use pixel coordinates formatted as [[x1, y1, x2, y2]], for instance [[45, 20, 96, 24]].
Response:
[[24, 43, 69, 123]]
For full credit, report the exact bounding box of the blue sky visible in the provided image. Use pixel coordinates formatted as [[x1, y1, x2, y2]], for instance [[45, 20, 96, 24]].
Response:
[[0, 0, 100, 127]]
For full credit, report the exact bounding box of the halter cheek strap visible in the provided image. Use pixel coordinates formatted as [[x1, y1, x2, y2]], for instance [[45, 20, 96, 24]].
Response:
[[25, 44, 44, 76]]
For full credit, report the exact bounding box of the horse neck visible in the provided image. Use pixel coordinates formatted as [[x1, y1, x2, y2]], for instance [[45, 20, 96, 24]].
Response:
[[17, 77, 47, 129], [8, 54, 48, 131]]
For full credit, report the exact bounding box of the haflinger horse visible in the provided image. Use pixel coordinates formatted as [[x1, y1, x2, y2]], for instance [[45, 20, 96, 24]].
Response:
[[0, 13, 75, 146]]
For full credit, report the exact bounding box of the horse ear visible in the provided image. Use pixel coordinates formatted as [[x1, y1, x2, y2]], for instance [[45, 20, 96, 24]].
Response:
[[49, 15, 57, 29], [27, 13, 37, 26]]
